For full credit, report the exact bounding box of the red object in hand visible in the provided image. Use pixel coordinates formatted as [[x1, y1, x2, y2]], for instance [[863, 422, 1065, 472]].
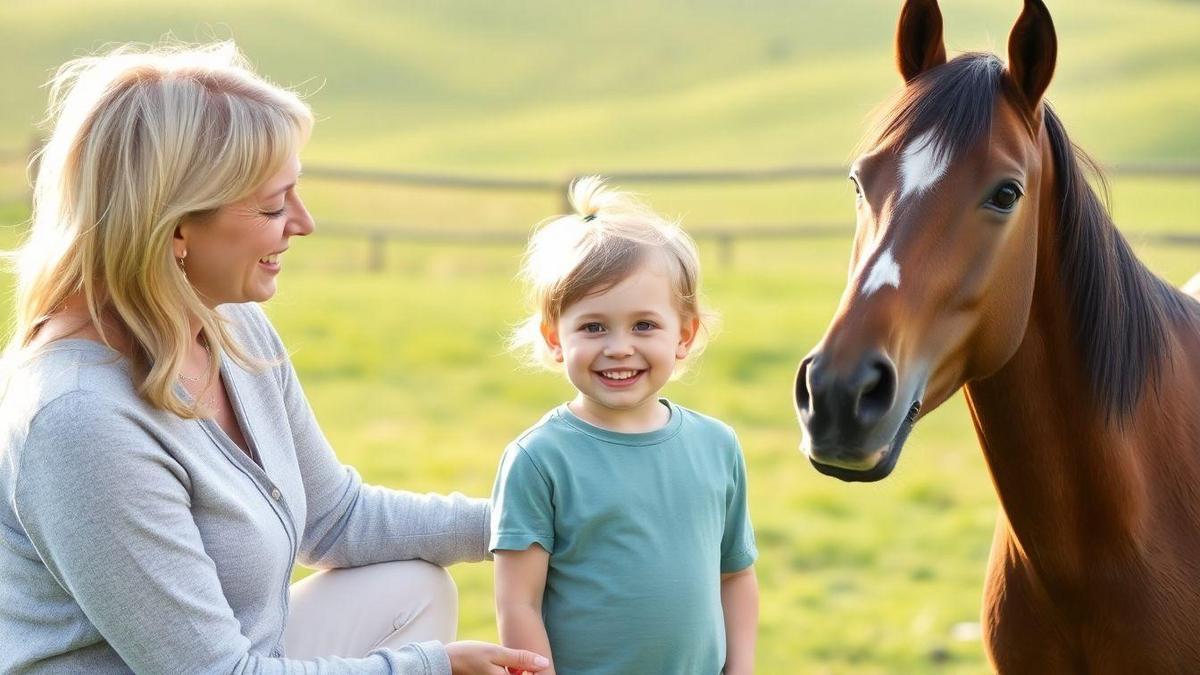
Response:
[[506, 669, 524, 675]]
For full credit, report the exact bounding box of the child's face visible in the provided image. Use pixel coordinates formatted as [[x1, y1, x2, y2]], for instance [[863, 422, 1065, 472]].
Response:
[[542, 258, 699, 429]]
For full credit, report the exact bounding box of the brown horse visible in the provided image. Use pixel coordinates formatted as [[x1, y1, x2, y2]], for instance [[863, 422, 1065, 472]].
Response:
[[793, 0, 1200, 672]]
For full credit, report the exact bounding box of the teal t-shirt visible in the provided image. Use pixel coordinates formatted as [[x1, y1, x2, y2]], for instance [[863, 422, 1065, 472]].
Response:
[[489, 400, 757, 675]]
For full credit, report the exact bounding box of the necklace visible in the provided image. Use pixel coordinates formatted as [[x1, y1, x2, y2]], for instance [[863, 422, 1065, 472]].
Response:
[[178, 341, 256, 465], [179, 341, 216, 409], [178, 341, 210, 382]]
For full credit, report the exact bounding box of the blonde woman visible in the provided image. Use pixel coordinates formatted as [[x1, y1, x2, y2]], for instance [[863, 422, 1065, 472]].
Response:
[[0, 43, 549, 675]]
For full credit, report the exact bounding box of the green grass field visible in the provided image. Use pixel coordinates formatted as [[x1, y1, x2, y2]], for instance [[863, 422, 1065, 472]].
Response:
[[2, 1, 1198, 672]]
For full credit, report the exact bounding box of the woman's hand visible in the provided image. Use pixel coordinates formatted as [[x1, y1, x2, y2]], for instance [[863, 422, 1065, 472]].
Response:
[[445, 640, 550, 674]]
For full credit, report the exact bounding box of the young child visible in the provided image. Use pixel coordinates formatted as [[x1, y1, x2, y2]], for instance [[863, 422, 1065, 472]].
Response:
[[490, 177, 758, 675]]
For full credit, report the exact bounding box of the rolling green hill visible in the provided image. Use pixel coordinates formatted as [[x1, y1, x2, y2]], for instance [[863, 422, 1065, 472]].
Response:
[[3, 0, 1199, 168]]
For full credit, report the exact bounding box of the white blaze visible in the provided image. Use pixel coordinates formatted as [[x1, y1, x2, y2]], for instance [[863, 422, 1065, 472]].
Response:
[[899, 130, 949, 199], [862, 248, 901, 296]]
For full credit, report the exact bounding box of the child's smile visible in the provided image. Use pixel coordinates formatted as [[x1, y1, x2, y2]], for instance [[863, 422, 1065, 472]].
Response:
[[545, 257, 698, 433], [596, 368, 644, 385]]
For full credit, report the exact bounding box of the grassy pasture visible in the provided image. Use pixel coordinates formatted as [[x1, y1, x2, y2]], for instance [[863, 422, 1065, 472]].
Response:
[[2, 1, 1198, 672]]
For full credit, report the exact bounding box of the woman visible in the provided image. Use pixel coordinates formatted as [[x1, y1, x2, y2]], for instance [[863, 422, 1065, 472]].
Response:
[[0, 43, 549, 674]]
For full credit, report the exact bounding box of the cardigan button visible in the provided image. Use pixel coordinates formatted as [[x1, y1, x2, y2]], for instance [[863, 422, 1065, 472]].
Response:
[[270, 487, 282, 501]]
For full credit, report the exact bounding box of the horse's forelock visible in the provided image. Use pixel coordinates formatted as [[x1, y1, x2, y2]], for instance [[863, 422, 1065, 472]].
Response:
[[859, 53, 1004, 168]]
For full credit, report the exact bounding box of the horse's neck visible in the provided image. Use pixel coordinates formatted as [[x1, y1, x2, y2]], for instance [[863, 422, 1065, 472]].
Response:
[[962, 281, 1143, 582], [962, 211, 1200, 587]]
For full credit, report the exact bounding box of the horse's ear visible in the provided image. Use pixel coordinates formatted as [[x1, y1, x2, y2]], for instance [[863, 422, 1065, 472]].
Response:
[[1006, 0, 1057, 112], [896, 0, 947, 83]]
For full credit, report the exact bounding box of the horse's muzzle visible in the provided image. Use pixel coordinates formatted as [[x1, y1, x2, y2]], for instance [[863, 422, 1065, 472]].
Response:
[[795, 350, 921, 481]]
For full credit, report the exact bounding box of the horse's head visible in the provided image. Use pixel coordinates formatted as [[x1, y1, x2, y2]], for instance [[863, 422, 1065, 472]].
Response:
[[795, 0, 1058, 482]]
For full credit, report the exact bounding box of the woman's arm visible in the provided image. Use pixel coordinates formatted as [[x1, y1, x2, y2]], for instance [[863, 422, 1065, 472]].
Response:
[[240, 304, 490, 569], [14, 391, 443, 674], [720, 566, 759, 675], [494, 545, 556, 675], [283, 369, 490, 568]]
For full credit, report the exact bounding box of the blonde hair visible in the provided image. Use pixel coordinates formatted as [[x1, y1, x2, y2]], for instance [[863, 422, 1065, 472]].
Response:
[[6, 41, 312, 417], [512, 176, 716, 374]]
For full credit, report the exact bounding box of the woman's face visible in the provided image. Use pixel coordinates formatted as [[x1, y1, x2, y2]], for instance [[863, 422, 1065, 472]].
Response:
[[175, 155, 313, 306]]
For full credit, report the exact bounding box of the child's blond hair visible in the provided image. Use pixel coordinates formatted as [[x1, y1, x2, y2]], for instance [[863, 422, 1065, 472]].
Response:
[[511, 176, 715, 374]]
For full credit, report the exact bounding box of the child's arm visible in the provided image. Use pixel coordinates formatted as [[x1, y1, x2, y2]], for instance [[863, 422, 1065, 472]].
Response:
[[720, 566, 759, 675], [495, 544, 556, 675]]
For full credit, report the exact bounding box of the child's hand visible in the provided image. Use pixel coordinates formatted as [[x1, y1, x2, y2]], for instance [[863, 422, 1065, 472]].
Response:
[[445, 640, 550, 674]]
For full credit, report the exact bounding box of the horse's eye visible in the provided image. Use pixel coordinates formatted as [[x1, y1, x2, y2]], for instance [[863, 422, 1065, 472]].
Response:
[[849, 175, 863, 198], [986, 183, 1022, 212]]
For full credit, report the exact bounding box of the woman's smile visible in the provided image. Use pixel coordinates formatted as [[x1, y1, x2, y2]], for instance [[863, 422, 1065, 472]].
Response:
[[257, 249, 285, 274]]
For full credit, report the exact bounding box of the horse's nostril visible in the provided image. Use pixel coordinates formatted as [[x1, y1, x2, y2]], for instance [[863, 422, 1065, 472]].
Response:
[[855, 354, 897, 427], [794, 356, 815, 414]]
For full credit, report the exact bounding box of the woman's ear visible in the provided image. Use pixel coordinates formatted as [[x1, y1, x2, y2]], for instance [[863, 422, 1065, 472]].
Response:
[[173, 221, 189, 260], [540, 321, 564, 363], [676, 316, 701, 360]]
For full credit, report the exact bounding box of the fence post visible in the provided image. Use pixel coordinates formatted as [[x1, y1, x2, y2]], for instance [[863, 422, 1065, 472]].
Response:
[[559, 173, 575, 214], [368, 231, 386, 272], [717, 232, 733, 268]]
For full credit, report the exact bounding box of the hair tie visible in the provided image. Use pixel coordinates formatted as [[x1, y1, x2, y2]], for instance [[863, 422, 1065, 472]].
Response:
[[582, 213, 596, 222]]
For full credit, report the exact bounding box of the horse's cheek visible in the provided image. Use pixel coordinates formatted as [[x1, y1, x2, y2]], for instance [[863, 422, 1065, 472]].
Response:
[[969, 217, 1039, 379]]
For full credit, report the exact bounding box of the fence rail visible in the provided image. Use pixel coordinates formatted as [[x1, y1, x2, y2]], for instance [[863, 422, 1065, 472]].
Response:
[[300, 162, 1200, 191], [315, 223, 852, 271], [316, 223, 1200, 272], [2, 141, 1197, 271]]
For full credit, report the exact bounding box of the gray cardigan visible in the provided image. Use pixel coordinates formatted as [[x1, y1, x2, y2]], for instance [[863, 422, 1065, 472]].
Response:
[[0, 303, 490, 674]]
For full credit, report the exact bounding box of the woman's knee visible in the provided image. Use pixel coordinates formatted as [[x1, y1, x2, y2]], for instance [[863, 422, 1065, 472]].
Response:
[[368, 560, 458, 646], [381, 559, 458, 610], [287, 560, 460, 656]]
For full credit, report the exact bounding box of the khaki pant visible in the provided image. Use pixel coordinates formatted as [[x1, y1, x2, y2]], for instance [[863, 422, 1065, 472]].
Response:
[[284, 560, 458, 658]]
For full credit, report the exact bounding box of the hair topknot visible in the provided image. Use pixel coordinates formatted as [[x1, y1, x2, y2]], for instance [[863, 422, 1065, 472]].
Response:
[[568, 175, 660, 226]]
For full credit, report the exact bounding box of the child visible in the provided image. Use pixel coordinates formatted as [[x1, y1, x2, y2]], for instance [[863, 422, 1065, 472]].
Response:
[[490, 177, 758, 675]]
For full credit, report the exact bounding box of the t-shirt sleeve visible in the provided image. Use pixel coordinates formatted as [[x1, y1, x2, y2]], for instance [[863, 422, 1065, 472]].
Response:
[[720, 428, 757, 574], [489, 443, 555, 554]]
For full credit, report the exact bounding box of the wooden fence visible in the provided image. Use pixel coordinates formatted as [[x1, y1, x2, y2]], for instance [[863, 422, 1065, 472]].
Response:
[[316, 222, 1200, 272], [2, 139, 1198, 271], [299, 161, 1200, 211], [297, 161, 1200, 270]]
